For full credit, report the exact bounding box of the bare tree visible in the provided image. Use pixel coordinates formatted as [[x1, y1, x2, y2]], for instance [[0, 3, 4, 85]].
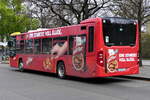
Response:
[[110, 0, 150, 33], [27, 0, 111, 26], [110, 0, 150, 66], [24, 0, 64, 28]]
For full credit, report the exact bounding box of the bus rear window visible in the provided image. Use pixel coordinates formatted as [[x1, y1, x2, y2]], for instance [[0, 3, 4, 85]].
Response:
[[103, 20, 136, 46], [88, 26, 94, 52]]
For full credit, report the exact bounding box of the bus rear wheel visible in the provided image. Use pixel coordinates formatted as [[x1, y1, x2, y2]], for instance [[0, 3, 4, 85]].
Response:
[[57, 62, 66, 79], [18, 60, 24, 72]]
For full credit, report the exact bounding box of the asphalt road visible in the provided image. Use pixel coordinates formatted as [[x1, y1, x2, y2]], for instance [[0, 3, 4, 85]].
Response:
[[0, 64, 150, 100]]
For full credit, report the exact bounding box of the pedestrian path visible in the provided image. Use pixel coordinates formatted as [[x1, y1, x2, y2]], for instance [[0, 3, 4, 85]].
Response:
[[126, 60, 150, 80], [142, 60, 150, 66], [0, 56, 9, 64]]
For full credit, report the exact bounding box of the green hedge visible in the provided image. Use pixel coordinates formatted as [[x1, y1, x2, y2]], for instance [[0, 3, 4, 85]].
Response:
[[141, 33, 150, 58]]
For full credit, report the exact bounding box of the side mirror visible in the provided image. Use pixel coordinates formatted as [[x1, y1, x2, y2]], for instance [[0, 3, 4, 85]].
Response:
[[7, 41, 13, 47]]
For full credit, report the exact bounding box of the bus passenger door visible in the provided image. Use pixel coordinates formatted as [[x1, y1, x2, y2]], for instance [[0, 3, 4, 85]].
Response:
[[68, 35, 87, 77], [85, 25, 97, 77]]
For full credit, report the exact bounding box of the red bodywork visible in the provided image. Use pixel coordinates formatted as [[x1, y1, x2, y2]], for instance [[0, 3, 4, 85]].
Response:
[[9, 17, 139, 78]]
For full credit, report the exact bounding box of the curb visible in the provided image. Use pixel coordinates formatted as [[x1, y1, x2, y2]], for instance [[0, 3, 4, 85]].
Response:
[[143, 65, 150, 67], [118, 75, 150, 81]]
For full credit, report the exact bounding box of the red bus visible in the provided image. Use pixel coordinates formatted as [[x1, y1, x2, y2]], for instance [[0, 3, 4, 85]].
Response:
[[8, 17, 139, 78]]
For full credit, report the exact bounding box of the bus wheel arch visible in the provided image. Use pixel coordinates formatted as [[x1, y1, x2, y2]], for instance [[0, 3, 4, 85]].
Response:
[[56, 60, 66, 79], [18, 58, 24, 72]]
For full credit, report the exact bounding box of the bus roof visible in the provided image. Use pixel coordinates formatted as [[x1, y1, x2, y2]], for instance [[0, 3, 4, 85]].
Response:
[[80, 17, 101, 24]]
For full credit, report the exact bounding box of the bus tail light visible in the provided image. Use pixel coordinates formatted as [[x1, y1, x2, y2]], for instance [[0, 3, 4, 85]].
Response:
[[96, 51, 104, 66]]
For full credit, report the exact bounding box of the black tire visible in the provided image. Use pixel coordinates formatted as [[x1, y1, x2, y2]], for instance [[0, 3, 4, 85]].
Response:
[[18, 60, 24, 72], [57, 62, 66, 79]]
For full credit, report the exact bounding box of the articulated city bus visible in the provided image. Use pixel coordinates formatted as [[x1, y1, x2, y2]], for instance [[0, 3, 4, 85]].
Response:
[[8, 17, 139, 78]]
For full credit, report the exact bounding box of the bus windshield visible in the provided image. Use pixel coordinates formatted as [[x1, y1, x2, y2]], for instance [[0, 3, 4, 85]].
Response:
[[103, 18, 136, 46]]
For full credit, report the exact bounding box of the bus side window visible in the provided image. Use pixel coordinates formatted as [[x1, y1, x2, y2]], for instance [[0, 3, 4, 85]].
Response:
[[16, 40, 25, 53], [88, 26, 94, 52], [52, 37, 68, 56], [42, 38, 52, 54], [20, 40, 24, 53], [69, 35, 86, 55], [69, 36, 74, 55], [34, 39, 41, 54], [25, 39, 33, 54], [16, 40, 20, 53]]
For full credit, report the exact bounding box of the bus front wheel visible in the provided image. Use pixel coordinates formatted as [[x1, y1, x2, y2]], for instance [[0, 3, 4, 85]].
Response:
[[57, 62, 66, 79], [18, 60, 24, 72]]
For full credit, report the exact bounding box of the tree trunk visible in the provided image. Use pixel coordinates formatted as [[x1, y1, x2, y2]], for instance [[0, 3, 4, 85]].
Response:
[[138, 0, 143, 67], [0, 34, 4, 56], [138, 20, 143, 67]]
